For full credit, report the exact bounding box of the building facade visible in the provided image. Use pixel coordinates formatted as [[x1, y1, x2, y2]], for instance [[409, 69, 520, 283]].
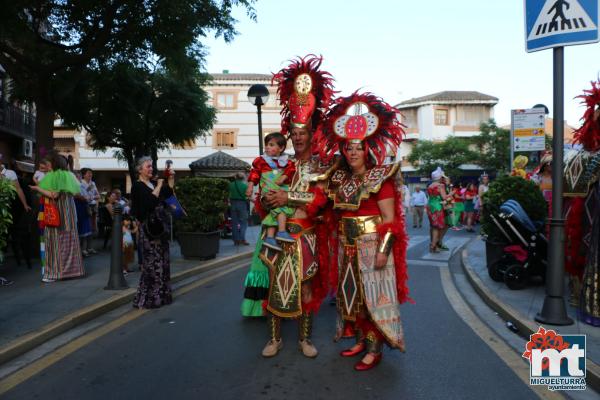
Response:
[[395, 91, 498, 177], [70, 72, 282, 192], [0, 65, 36, 170]]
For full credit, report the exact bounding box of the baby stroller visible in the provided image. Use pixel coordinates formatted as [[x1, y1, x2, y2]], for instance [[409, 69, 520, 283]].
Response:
[[487, 200, 547, 290]]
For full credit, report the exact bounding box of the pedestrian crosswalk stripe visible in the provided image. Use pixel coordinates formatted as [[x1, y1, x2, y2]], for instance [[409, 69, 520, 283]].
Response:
[[528, 0, 597, 41]]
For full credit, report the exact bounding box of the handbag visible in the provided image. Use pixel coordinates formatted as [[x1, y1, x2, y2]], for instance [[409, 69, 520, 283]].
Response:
[[43, 197, 60, 227], [164, 194, 187, 219]]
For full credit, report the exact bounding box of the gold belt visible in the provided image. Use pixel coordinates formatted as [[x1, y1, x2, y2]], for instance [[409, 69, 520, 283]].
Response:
[[339, 215, 382, 244]]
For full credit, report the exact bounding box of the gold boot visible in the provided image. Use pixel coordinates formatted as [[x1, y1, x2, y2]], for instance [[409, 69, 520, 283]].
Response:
[[262, 315, 282, 357], [298, 313, 318, 358]]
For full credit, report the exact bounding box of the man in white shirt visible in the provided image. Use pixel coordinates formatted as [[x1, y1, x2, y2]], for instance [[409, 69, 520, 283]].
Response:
[[0, 157, 31, 213], [410, 186, 428, 228]]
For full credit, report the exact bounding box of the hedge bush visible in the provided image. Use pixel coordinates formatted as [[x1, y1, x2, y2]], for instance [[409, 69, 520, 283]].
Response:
[[481, 175, 547, 241], [174, 177, 229, 232]]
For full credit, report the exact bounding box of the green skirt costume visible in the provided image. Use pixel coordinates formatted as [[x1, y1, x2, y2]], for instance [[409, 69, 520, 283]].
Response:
[[449, 202, 465, 226], [260, 170, 294, 227], [241, 231, 269, 317]]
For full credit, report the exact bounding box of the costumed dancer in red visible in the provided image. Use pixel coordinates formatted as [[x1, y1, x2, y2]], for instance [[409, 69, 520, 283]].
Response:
[[257, 54, 337, 357], [317, 92, 411, 371], [563, 79, 600, 325]]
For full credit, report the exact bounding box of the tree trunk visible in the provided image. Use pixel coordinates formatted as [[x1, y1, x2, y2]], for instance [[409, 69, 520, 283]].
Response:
[[151, 145, 158, 176], [34, 101, 55, 162], [124, 149, 137, 186]]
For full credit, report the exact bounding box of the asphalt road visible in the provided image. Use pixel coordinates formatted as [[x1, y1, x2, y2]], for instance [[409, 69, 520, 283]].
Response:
[[2, 223, 542, 400]]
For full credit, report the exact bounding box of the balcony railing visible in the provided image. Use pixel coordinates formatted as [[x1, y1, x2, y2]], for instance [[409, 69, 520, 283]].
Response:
[[0, 102, 35, 140]]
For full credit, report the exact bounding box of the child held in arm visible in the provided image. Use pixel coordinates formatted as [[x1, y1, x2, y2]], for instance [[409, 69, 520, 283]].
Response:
[[245, 132, 296, 251]]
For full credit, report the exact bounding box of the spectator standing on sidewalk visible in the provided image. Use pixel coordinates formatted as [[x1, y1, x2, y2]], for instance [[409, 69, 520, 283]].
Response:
[[463, 183, 477, 232], [131, 156, 173, 309], [122, 215, 136, 275], [80, 168, 100, 235], [229, 172, 250, 246], [401, 183, 410, 216], [3, 159, 34, 269], [75, 171, 94, 257], [410, 186, 427, 228], [0, 154, 31, 215], [477, 173, 489, 208], [29, 151, 85, 283]]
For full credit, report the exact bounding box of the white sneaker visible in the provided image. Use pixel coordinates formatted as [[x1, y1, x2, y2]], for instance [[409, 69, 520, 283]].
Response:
[[261, 339, 283, 357], [41, 278, 56, 283], [298, 339, 318, 358]]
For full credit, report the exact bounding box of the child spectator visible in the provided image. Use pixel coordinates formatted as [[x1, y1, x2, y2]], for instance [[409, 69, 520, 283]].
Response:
[[245, 132, 296, 251], [122, 215, 137, 274]]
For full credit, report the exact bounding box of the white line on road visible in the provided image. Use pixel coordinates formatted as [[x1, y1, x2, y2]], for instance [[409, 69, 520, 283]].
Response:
[[439, 265, 565, 400]]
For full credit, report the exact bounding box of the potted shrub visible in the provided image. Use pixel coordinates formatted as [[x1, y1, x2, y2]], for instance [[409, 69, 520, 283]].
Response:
[[0, 179, 15, 263], [175, 177, 229, 260], [480, 175, 547, 279]]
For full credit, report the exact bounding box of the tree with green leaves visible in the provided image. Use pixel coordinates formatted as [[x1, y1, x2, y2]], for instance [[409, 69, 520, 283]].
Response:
[[471, 119, 511, 175], [0, 0, 255, 158], [407, 136, 478, 180], [61, 63, 216, 182]]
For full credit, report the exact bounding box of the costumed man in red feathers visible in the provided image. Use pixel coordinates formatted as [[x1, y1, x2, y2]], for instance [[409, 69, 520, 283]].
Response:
[[563, 79, 600, 326], [255, 55, 337, 358], [317, 92, 411, 371]]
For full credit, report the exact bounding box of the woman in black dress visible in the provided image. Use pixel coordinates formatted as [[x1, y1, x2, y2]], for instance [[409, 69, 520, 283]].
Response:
[[131, 156, 174, 308]]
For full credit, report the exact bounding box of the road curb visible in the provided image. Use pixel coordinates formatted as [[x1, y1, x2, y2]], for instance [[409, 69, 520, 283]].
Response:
[[0, 250, 253, 366], [460, 246, 600, 392]]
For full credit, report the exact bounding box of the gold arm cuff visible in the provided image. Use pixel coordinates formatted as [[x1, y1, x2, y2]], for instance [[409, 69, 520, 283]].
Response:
[[377, 231, 395, 256], [288, 191, 314, 206]]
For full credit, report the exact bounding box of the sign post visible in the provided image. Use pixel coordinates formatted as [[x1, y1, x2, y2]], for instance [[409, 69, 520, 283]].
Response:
[[524, 0, 599, 325], [510, 108, 546, 169]]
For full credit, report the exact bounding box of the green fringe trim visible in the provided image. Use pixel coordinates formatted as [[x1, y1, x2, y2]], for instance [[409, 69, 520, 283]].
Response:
[[241, 299, 265, 317], [243, 268, 269, 289]]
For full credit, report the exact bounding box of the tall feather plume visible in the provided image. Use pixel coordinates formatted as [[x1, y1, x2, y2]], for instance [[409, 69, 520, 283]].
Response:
[[573, 79, 600, 152], [271, 54, 336, 135]]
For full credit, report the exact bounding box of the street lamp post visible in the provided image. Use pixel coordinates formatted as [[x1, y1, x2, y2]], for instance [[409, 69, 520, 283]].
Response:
[[247, 84, 270, 155]]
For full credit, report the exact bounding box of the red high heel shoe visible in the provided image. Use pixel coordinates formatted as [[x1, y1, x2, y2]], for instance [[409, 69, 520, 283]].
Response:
[[354, 352, 382, 371], [340, 342, 366, 357]]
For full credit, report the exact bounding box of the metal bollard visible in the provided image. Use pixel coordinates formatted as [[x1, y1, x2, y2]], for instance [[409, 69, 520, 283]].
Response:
[[105, 203, 128, 290]]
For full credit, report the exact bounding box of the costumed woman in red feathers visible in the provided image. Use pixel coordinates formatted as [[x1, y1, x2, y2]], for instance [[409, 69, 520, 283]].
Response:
[[564, 79, 600, 326], [242, 55, 336, 357], [317, 92, 410, 371]]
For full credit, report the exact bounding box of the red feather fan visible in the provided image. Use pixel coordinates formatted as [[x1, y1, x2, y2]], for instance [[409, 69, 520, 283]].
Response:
[[573, 79, 600, 152], [315, 92, 405, 166]]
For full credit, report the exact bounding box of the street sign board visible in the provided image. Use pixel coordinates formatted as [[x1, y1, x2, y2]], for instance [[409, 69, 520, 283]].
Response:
[[511, 108, 547, 152], [524, 0, 599, 52]]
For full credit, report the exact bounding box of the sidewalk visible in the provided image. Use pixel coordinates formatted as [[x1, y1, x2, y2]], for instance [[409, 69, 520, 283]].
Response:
[[0, 226, 259, 353], [461, 237, 600, 389]]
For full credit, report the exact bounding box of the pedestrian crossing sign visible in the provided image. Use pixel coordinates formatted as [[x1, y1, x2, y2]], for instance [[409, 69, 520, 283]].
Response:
[[524, 0, 599, 52]]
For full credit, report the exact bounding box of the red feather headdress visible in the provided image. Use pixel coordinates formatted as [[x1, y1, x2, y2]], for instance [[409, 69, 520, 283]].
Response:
[[272, 54, 336, 134], [316, 92, 405, 166], [573, 79, 600, 152]]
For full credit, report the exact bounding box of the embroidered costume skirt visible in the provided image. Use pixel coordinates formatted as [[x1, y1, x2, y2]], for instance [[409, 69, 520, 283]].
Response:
[[336, 216, 404, 349], [263, 218, 318, 318]]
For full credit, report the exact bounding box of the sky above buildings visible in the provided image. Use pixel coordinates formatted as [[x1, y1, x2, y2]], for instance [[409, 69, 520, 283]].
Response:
[[202, 0, 599, 128]]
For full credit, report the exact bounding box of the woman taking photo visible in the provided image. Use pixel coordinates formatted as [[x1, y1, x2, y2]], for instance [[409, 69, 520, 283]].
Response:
[[318, 92, 410, 371], [30, 151, 85, 282], [131, 156, 174, 309]]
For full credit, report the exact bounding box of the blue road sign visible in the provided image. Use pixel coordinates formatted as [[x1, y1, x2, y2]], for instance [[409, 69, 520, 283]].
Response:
[[524, 0, 599, 52]]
